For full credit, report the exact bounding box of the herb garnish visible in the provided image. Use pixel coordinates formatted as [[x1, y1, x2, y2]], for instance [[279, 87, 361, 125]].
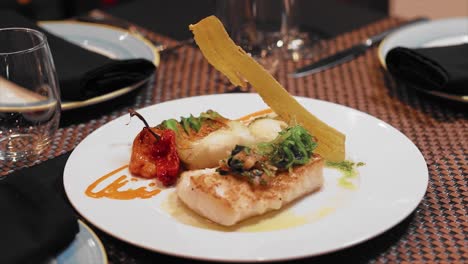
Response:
[[217, 125, 317, 186], [158, 110, 224, 135], [161, 119, 179, 132], [325, 160, 365, 178], [260, 125, 317, 170], [326, 160, 365, 189]]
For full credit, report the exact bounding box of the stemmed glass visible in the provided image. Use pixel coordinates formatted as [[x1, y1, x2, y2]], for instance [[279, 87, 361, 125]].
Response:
[[0, 28, 61, 162], [271, 0, 327, 61], [217, 0, 326, 67], [216, 0, 281, 74]]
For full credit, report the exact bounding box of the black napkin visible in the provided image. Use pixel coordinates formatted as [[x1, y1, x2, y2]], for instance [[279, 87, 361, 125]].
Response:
[[0, 152, 77, 264], [386, 44, 468, 95], [0, 10, 156, 101]]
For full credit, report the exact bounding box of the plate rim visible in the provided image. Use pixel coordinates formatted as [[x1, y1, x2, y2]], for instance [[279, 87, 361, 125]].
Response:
[[38, 20, 160, 110], [377, 17, 468, 103], [77, 220, 108, 264], [56, 219, 108, 264], [63, 94, 429, 262]]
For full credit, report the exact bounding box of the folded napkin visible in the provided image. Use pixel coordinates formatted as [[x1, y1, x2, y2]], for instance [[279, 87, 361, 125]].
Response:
[[386, 44, 468, 95], [0, 153, 77, 264], [0, 10, 156, 101]]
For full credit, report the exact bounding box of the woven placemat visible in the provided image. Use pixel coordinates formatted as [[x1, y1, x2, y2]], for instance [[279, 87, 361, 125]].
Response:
[[1, 16, 466, 264]]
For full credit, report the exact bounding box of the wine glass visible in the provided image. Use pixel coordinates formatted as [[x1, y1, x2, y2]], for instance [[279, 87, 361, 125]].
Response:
[[0, 28, 61, 162], [271, 0, 327, 61], [216, 0, 326, 69], [216, 0, 283, 74]]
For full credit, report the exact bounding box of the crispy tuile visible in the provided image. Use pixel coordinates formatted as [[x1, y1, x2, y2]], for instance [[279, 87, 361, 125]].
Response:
[[189, 16, 345, 161]]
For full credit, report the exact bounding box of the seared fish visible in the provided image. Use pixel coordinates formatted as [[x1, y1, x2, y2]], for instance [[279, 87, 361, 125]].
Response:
[[176, 155, 324, 226], [178, 117, 285, 170], [178, 120, 254, 170]]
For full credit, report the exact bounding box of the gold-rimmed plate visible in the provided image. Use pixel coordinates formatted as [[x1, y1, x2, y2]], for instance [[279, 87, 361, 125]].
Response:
[[39, 21, 159, 110]]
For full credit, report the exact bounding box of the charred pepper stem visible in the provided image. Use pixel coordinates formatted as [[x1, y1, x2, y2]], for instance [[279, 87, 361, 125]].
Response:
[[129, 109, 161, 140]]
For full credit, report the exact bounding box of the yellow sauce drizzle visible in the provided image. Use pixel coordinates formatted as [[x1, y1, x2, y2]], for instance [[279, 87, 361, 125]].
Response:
[[161, 192, 334, 232], [85, 165, 161, 200], [326, 160, 364, 190], [305, 207, 336, 221]]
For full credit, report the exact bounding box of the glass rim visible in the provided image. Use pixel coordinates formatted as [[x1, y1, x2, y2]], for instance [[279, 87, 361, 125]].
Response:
[[0, 27, 48, 56]]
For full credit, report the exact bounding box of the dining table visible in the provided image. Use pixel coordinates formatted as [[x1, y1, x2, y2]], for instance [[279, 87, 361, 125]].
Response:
[[1, 0, 466, 263]]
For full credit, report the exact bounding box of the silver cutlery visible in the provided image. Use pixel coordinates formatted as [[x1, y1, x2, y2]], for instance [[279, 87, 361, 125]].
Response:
[[290, 18, 429, 78]]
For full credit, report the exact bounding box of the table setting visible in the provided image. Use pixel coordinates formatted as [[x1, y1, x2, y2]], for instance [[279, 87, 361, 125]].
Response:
[[0, 0, 466, 263]]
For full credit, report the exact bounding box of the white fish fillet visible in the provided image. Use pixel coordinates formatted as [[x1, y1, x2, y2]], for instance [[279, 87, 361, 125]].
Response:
[[178, 121, 255, 170], [178, 118, 285, 170], [176, 155, 324, 226]]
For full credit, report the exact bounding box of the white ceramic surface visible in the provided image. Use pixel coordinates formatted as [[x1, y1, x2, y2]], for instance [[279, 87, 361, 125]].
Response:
[[39, 21, 159, 110], [48, 220, 107, 264], [378, 17, 468, 102], [64, 94, 428, 262]]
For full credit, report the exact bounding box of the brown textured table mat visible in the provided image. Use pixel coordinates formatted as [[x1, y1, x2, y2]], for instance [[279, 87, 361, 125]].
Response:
[[2, 16, 467, 263]]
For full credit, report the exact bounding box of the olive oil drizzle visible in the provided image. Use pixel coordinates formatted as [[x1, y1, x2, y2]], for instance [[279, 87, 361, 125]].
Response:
[[326, 160, 365, 189], [161, 192, 336, 232]]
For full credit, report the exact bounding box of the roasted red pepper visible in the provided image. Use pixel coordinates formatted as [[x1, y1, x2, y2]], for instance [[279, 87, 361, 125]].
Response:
[[129, 127, 180, 186]]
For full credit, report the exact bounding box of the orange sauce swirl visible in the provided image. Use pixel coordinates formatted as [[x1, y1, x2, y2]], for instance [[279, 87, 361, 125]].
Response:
[[236, 108, 273, 123], [85, 165, 161, 200]]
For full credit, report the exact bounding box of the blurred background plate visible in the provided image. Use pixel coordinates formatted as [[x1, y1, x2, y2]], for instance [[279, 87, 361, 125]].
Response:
[[39, 21, 159, 110], [378, 17, 468, 103], [48, 220, 107, 264]]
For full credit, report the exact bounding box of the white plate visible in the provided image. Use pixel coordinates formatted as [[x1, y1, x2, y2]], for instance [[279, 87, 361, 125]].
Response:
[[48, 220, 107, 264], [378, 17, 468, 103], [64, 94, 428, 262], [39, 21, 160, 110]]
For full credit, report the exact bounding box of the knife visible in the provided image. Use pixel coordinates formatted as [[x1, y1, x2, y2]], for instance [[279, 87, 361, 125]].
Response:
[[290, 18, 428, 78]]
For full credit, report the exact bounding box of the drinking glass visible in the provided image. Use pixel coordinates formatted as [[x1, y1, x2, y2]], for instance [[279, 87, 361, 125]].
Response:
[[217, 0, 326, 66], [0, 28, 61, 162], [216, 0, 283, 73], [273, 0, 327, 61]]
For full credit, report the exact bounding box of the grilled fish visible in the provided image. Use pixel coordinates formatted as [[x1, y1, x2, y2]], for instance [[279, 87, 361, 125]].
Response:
[[176, 154, 324, 226]]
